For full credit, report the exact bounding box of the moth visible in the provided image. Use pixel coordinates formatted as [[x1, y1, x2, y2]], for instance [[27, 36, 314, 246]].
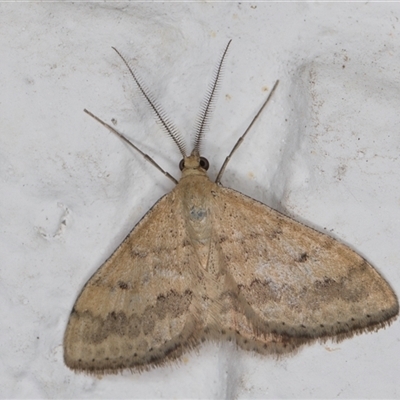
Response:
[[64, 41, 398, 374]]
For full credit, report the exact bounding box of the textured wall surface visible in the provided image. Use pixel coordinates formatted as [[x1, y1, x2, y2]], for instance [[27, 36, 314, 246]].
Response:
[[1, 3, 399, 398]]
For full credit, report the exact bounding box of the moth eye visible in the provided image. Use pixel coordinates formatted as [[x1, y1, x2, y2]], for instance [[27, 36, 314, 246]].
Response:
[[199, 157, 209, 171], [179, 159, 185, 171]]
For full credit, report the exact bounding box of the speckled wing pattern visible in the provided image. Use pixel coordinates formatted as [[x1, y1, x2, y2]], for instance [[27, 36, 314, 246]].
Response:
[[211, 187, 399, 354], [64, 177, 398, 374], [64, 190, 203, 373]]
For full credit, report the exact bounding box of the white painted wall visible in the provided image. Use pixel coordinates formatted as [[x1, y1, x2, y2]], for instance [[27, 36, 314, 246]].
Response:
[[1, 3, 399, 398]]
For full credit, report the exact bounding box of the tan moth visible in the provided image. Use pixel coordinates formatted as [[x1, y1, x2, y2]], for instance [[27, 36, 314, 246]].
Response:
[[64, 41, 398, 374]]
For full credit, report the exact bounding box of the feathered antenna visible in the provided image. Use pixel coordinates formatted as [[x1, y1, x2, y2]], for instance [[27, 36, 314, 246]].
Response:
[[112, 47, 187, 158], [192, 40, 232, 155]]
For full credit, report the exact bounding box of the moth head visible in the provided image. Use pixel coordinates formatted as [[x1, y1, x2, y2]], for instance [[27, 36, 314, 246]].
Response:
[[179, 153, 210, 172]]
